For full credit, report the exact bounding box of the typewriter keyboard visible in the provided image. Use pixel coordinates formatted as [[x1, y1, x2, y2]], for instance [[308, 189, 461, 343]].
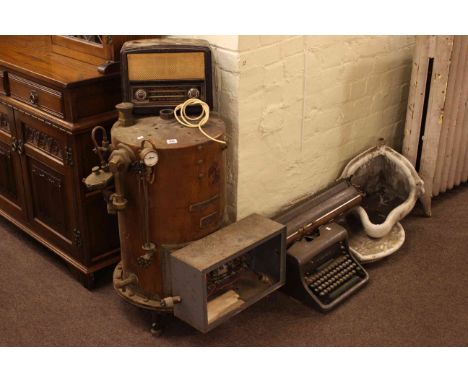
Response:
[[304, 253, 366, 305]]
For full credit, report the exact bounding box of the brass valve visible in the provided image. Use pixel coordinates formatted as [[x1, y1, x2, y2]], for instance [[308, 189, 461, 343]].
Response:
[[83, 126, 114, 191], [83, 165, 114, 191], [116, 102, 135, 127], [160, 296, 182, 308], [109, 192, 127, 211], [137, 242, 156, 268]]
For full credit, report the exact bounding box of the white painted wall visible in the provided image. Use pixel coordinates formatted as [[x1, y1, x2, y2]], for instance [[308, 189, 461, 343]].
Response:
[[236, 35, 415, 219]]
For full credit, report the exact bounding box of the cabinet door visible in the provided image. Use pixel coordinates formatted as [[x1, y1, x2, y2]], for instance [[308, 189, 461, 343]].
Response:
[[0, 103, 28, 221], [15, 112, 79, 257]]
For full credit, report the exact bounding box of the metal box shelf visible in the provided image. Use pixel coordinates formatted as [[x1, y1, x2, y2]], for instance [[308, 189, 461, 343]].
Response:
[[171, 214, 286, 333]]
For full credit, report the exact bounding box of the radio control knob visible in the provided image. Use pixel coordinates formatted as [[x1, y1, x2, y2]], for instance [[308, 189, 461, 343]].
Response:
[[187, 88, 200, 99], [135, 88, 147, 101]]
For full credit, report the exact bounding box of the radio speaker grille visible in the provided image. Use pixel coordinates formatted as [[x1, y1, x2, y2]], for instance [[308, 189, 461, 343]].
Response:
[[127, 52, 205, 81]]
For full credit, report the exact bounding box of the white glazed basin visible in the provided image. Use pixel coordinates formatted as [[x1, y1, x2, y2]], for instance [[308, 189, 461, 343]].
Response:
[[340, 145, 424, 239]]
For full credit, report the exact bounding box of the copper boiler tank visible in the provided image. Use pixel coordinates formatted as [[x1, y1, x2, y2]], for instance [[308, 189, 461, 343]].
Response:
[[105, 105, 226, 311]]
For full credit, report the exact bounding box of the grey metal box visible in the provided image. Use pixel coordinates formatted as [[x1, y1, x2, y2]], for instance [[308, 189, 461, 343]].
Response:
[[171, 214, 286, 333]]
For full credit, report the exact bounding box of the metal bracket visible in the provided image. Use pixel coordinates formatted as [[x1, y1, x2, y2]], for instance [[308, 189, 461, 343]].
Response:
[[73, 228, 82, 247], [65, 146, 74, 166], [16, 139, 23, 155], [10, 138, 23, 155], [0, 113, 8, 127], [11, 137, 17, 153]]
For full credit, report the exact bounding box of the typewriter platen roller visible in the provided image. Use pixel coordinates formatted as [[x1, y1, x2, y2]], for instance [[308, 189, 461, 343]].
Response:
[[284, 222, 368, 312]]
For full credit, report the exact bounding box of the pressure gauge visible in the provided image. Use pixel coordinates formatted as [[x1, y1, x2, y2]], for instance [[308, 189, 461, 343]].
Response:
[[142, 149, 159, 167]]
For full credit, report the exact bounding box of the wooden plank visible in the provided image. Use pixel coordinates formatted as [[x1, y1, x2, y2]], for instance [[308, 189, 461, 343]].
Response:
[[444, 38, 468, 190], [461, 35, 468, 183], [440, 37, 467, 192], [402, 36, 431, 167], [418, 36, 454, 216], [462, 94, 468, 182], [452, 36, 468, 187], [461, 36, 468, 183], [432, 36, 462, 195]]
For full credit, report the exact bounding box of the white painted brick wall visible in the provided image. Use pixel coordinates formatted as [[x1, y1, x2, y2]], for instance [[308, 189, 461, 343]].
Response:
[[236, 35, 415, 219]]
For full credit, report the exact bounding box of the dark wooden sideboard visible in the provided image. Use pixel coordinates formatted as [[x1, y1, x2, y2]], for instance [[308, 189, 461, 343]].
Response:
[[0, 36, 129, 288]]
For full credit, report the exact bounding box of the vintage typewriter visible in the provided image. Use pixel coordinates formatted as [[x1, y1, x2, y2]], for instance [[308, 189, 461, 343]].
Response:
[[276, 180, 369, 312]]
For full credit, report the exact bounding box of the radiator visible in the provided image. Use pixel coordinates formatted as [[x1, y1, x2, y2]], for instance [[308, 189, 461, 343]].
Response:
[[403, 36, 468, 216]]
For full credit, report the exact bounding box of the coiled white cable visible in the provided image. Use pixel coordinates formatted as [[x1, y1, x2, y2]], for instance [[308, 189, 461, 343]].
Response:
[[174, 98, 227, 145]]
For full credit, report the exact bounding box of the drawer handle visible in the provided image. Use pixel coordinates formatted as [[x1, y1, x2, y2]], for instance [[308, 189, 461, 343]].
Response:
[[29, 90, 39, 105]]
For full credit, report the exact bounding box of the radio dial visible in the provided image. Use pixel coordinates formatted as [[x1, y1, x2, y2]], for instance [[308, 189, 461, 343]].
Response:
[[187, 88, 200, 99], [135, 89, 147, 101]]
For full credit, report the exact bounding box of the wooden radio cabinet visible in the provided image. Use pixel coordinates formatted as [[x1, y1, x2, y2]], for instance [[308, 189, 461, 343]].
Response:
[[0, 36, 135, 288]]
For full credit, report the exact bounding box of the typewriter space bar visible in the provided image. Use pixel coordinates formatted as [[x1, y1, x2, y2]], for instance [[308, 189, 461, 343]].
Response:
[[327, 275, 361, 301]]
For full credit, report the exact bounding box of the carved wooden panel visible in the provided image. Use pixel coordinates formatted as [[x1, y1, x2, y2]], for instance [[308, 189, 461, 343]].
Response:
[[23, 124, 63, 161], [0, 141, 17, 201], [29, 160, 68, 237], [0, 111, 10, 133]]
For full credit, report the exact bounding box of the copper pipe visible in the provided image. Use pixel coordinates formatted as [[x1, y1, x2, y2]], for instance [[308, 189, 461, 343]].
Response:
[[114, 273, 137, 288]]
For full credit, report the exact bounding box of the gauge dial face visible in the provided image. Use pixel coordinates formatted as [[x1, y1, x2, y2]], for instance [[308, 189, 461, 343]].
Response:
[[143, 150, 159, 167]]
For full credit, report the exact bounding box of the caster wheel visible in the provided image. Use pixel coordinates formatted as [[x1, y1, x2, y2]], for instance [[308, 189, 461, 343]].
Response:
[[150, 322, 163, 336], [150, 312, 166, 336]]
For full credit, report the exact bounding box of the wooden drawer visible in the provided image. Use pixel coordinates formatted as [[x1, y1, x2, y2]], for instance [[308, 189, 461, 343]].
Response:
[[8, 73, 64, 119], [0, 69, 8, 96]]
